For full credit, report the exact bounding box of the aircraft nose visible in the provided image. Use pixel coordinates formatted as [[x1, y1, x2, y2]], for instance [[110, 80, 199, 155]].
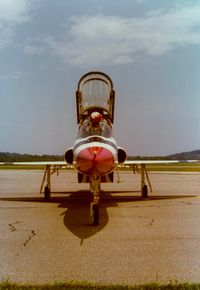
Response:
[[76, 146, 115, 175]]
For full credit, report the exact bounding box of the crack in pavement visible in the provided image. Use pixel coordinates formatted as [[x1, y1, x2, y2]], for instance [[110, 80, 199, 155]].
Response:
[[9, 221, 22, 232], [135, 216, 155, 227], [146, 218, 154, 227], [23, 230, 36, 247], [9, 221, 36, 252]]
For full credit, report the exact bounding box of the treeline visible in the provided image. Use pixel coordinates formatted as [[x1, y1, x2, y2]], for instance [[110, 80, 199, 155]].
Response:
[[1, 149, 200, 162], [167, 149, 200, 160], [1, 152, 167, 162], [127, 156, 170, 161], [128, 149, 200, 161], [0, 152, 64, 162]]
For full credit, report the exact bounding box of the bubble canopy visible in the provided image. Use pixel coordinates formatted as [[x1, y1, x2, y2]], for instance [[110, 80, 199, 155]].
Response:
[[76, 71, 115, 124]]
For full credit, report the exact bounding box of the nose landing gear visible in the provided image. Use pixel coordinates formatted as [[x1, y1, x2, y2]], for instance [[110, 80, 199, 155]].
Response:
[[90, 176, 101, 226], [91, 203, 99, 226]]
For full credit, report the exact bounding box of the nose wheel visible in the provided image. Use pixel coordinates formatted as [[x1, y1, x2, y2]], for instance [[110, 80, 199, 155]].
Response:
[[91, 203, 99, 226], [90, 176, 100, 226]]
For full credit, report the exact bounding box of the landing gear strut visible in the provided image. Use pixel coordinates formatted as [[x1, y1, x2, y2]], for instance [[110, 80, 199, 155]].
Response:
[[90, 176, 100, 226], [141, 164, 151, 199], [43, 165, 51, 201]]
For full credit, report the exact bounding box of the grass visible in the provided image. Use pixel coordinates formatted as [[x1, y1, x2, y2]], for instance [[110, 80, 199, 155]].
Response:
[[145, 163, 200, 172], [1, 281, 200, 290], [0, 165, 73, 171], [0, 163, 200, 172], [0, 165, 44, 170], [120, 163, 200, 172]]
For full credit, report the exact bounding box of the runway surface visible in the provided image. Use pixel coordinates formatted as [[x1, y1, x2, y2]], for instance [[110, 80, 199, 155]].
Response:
[[0, 169, 200, 285]]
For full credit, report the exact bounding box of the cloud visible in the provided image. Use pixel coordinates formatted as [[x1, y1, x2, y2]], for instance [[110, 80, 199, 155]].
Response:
[[0, 70, 33, 80], [0, 0, 31, 48], [136, 0, 146, 3], [46, 2, 200, 66], [23, 44, 44, 55]]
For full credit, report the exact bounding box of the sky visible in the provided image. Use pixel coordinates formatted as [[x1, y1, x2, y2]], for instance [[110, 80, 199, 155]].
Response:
[[0, 0, 200, 156]]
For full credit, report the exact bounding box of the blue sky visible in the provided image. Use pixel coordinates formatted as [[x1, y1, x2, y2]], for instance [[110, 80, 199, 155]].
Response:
[[0, 0, 200, 156]]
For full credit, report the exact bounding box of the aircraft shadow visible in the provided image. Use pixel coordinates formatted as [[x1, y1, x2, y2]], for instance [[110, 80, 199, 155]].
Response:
[[57, 190, 118, 244], [0, 192, 196, 244]]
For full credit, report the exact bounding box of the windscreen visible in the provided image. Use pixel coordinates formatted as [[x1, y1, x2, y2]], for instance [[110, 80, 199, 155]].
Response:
[[78, 119, 112, 138]]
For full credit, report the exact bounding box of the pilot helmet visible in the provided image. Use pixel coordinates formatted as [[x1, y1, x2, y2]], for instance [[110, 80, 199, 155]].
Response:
[[90, 112, 102, 126]]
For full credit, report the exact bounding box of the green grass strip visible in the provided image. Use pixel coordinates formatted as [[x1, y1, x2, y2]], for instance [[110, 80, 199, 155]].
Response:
[[1, 281, 200, 290], [0, 163, 200, 172]]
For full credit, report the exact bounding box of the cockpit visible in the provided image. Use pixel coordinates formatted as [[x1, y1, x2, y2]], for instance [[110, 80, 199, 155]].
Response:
[[78, 117, 112, 139]]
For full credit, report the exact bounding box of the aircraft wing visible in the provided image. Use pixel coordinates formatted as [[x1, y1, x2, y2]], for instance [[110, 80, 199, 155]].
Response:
[[0, 161, 67, 166], [1, 160, 199, 166], [123, 160, 199, 165]]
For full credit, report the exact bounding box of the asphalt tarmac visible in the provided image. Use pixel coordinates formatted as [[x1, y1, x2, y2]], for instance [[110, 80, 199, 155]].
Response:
[[0, 169, 200, 285]]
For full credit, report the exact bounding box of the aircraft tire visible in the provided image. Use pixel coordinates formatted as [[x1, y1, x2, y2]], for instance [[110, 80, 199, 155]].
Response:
[[44, 186, 50, 201], [142, 185, 148, 198], [92, 204, 99, 226]]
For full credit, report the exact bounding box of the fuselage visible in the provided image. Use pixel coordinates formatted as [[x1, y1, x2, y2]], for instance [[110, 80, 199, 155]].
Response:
[[73, 115, 118, 176], [64, 71, 127, 178]]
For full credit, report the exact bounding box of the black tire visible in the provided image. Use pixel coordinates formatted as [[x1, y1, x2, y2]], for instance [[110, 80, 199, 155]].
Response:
[[44, 186, 50, 201], [142, 185, 148, 198], [92, 204, 99, 226]]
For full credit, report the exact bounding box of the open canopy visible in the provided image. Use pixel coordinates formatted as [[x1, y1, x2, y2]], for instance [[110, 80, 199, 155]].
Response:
[[76, 71, 115, 124]]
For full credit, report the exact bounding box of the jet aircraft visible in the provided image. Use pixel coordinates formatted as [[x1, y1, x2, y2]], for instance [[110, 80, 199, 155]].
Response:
[[1, 71, 195, 225], [64, 71, 127, 225]]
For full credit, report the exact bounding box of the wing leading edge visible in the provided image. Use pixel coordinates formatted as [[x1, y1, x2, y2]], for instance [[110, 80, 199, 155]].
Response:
[[0, 161, 67, 166]]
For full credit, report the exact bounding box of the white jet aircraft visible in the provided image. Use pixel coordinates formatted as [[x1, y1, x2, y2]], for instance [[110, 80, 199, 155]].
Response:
[[1, 71, 197, 225]]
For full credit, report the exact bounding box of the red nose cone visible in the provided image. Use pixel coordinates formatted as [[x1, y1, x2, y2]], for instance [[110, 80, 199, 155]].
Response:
[[76, 146, 115, 175]]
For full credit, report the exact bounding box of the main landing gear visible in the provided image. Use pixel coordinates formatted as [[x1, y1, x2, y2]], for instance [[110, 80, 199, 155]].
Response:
[[44, 185, 51, 201], [40, 165, 51, 201], [90, 176, 101, 226], [141, 164, 152, 199], [142, 184, 148, 198]]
